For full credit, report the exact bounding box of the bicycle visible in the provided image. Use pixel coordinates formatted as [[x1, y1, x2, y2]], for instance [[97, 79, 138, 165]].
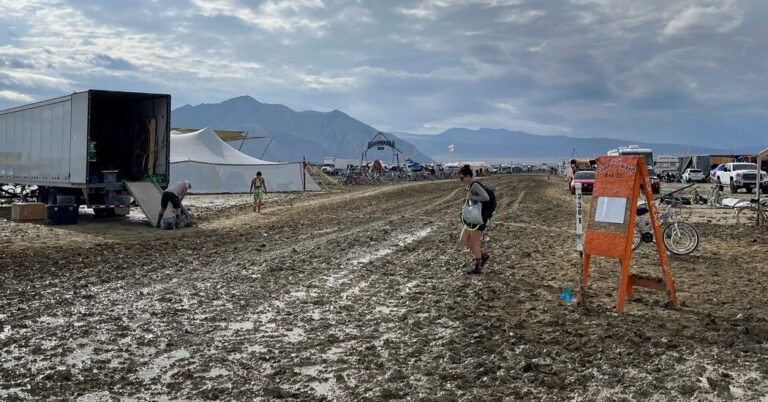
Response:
[[736, 198, 768, 227], [632, 200, 699, 255]]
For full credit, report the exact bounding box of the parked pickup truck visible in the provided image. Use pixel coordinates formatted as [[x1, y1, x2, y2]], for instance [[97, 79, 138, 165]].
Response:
[[681, 168, 706, 183], [714, 162, 768, 194]]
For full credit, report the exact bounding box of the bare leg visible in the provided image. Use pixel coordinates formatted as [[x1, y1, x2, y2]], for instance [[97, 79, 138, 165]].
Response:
[[257, 200, 262, 213], [460, 227, 471, 251], [470, 231, 483, 259]]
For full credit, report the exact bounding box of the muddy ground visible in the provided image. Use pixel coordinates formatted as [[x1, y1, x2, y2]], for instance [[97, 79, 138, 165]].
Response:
[[1, 175, 767, 400]]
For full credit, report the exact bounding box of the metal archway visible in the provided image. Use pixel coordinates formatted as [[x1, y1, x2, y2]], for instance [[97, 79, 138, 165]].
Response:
[[361, 132, 401, 173]]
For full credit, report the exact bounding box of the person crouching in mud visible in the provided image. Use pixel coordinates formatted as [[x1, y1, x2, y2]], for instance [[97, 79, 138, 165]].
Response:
[[458, 165, 490, 275], [157, 180, 191, 228]]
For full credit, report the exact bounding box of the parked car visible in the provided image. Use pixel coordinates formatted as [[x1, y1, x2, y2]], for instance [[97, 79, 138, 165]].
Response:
[[570, 171, 595, 194], [681, 168, 706, 183], [406, 161, 423, 172], [647, 168, 661, 194], [714, 162, 768, 193]]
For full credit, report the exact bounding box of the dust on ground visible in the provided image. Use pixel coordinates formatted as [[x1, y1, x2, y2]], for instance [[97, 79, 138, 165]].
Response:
[[1, 175, 767, 400]]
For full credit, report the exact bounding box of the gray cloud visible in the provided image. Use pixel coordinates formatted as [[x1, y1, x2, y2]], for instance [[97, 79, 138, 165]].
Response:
[[0, 0, 765, 147], [93, 54, 137, 70]]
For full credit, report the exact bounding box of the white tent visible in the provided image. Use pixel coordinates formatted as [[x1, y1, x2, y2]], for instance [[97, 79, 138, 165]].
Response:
[[170, 128, 320, 193]]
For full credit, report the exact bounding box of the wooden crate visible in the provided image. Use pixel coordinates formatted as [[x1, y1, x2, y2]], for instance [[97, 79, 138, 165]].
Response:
[[11, 203, 47, 221]]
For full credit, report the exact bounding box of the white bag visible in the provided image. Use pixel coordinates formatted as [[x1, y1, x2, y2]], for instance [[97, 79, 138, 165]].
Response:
[[461, 201, 484, 225]]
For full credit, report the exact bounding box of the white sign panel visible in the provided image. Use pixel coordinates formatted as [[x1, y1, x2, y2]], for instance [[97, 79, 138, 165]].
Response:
[[595, 197, 627, 224]]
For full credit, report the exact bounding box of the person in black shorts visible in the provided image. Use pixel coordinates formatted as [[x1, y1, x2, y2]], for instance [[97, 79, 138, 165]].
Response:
[[157, 180, 191, 228], [458, 165, 490, 275]]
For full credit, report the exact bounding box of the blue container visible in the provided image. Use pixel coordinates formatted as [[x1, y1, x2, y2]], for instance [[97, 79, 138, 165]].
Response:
[[103, 171, 119, 183], [46, 205, 79, 225]]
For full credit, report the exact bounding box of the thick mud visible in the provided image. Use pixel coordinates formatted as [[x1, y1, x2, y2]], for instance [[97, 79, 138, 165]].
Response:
[[1, 175, 767, 400]]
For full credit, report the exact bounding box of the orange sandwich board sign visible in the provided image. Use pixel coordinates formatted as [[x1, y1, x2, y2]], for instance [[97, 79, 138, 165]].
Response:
[[579, 155, 677, 312]]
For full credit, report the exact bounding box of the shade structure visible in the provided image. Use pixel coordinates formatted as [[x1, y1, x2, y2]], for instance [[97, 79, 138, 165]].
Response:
[[169, 128, 320, 193]]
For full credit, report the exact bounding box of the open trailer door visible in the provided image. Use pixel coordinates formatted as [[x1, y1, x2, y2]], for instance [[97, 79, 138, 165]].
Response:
[[124, 181, 174, 226]]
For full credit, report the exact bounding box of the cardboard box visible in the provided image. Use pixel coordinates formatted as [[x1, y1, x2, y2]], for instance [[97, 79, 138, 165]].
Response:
[[11, 203, 47, 221]]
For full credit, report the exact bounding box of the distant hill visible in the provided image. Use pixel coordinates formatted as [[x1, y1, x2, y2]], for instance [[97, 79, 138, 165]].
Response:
[[394, 128, 729, 162], [172, 96, 433, 163]]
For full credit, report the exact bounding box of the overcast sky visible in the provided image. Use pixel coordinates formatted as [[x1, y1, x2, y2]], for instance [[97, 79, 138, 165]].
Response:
[[1, 0, 766, 146]]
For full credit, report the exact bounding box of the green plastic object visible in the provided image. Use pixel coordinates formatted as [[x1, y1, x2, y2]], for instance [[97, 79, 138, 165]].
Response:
[[142, 174, 168, 184], [87, 142, 97, 162]]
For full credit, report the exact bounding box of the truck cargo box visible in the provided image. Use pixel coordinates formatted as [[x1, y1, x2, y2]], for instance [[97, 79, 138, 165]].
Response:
[[0, 90, 171, 191]]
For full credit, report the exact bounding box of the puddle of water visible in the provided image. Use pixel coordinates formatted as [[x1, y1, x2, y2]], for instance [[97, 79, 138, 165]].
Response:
[[310, 378, 337, 396], [0, 325, 11, 340], [76, 391, 112, 402], [66, 343, 94, 366], [289, 291, 307, 300], [138, 349, 190, 379], [37, 316, 67, 326], [0, 388, 30, 399], [206, 367, 231, 377], [325, 346, 345, 361], [229, 321, 254, 331], [374, 306, 398, 314], [247, 344, 267, 353], [351, 227, 433, 265], [296, 364, 321, 376], [285, 328, 305, 343]]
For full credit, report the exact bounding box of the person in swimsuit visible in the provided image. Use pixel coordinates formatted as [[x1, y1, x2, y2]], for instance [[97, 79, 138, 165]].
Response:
[[250, 172, 267, 213]]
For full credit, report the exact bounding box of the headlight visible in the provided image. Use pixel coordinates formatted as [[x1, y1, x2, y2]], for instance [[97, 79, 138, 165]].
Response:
[[735, 172, 743, 178]]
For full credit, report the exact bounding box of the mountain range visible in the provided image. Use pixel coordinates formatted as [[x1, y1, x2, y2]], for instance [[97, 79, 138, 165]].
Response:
[[173, 96, 764, 165], [172, 96, 432, 163], [393, 128, 740, 162]]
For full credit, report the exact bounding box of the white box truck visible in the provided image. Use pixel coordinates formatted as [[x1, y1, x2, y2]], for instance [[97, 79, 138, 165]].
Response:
[[322, 157, 356, 175], [0, 90, 171, 216]]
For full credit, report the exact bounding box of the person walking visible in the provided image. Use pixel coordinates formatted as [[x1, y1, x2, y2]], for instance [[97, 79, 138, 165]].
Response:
[[157, 180, 191, 228], [458, 165, 491, 275], [250, 172, 267, 213]]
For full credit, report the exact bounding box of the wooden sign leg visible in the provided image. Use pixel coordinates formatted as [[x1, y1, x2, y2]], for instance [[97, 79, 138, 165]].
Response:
[[616, 257, 632, 312]]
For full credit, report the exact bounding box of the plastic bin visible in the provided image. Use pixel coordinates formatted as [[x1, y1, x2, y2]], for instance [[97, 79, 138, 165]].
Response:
[[103, 171, 119, 183], [46, 205, 79, 225]]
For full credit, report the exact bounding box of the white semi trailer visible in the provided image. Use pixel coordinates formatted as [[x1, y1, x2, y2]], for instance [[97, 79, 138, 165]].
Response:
[[0, 90, 171, 216]]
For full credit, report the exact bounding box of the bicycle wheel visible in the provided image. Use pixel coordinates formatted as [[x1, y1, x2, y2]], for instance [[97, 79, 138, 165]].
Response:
[[663, 222, 699, 255], [632, 222, 642, 250], [736, 205, 761, 227]]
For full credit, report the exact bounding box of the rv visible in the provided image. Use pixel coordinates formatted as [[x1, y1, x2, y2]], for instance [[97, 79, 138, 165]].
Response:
[[607, 145, 654, 167]]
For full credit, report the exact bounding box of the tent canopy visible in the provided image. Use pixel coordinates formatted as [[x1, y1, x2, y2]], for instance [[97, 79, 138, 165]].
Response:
[[170, 128, 275, 165], [170, 128, 319, 193]]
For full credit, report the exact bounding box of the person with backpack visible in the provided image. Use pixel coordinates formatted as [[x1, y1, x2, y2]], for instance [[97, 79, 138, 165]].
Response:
[[458, 165, 495, 275]]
